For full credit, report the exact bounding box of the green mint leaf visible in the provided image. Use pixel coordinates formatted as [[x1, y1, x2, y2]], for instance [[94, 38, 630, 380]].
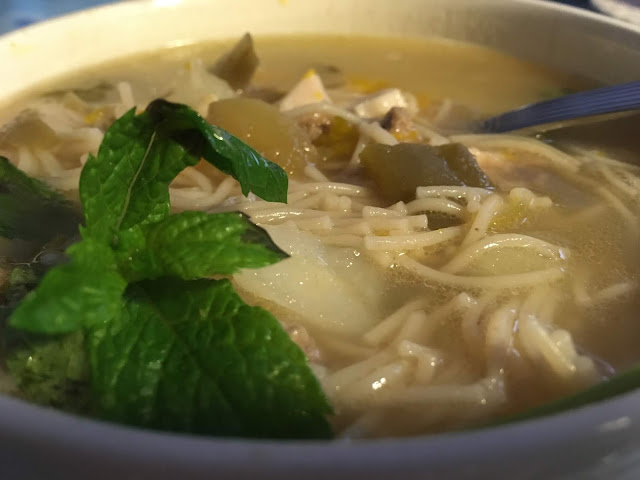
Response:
[[113, 211, 287, 282], [89, 278, 332, 439], [146, 99, 288, 203], [0, 156, 81, 240], [5, 330, 90, 414], [79, 109, 199, 240], [9, 238, 127, 334]]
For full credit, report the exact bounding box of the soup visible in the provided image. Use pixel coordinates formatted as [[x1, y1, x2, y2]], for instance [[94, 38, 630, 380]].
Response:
[[1, 34, 638, 439]]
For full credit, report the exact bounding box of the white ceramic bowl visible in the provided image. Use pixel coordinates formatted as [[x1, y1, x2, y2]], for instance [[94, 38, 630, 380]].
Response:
[[2, 1, 640, 478]]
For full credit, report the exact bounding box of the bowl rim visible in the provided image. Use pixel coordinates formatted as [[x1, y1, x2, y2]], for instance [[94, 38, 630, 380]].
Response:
[[1, 388, 638, 471], [1, 0, 640, 472]]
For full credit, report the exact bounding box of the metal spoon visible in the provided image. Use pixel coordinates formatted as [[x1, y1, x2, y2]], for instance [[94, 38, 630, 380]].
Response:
[[478, 81, 640, 133]]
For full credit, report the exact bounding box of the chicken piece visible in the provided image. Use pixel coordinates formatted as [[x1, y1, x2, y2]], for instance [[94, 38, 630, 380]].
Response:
[[352, 88, 416, 119], [380, 107, 420, 142], [471, 147, 590, 206], [279, 69, 331, 111], [296, 113, 332, 142], [284, 323, 322, 362]]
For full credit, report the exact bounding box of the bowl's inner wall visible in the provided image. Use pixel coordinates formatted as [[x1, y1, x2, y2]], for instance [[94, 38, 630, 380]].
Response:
[[2, 0, 640, 112]]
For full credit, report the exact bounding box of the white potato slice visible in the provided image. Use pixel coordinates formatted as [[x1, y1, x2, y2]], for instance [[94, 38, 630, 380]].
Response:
[[234, 223, 384, 335]]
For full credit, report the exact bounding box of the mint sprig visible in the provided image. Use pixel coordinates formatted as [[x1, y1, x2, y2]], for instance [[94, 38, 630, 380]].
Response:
[[90, 278, 331, 439], [5, 101, 331, 439]]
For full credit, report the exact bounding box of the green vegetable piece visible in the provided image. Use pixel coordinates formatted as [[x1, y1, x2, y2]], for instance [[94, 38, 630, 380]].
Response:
[[360, 142, 492, 203], [8, 264, 38, 290], [114, 211, 287, 283], [146, 99, 288, 203], [3, 264, 39, 309], [89, 278, 332, 439], [6, 331, 90, 414], [312, 64, 346, 89], [9, 238, 127, 334], [437, 143, 493, 190], [0, 156, 81, 241], [80, 109, 199, 241], [211, 33, 259, 91]]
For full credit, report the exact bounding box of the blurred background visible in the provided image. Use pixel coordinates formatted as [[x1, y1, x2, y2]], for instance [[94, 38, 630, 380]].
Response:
[[0, 0, 119, 33], [0, 1, 610, 35], [1, 0, 639, 35]]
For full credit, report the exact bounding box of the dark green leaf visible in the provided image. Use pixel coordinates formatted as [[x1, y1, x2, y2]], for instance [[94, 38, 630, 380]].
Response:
[[113, 211, 287, 282], [9, 238, 127, 334], [0, 156, 81, 240], [79, 109, 199, 240], [89, 277, 332, 439], [5, 330, 90, 414], [146, 99, 288, 203]]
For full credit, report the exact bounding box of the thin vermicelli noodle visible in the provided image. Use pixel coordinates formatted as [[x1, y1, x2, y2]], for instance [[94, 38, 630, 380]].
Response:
[[2, 36, 640, 439]]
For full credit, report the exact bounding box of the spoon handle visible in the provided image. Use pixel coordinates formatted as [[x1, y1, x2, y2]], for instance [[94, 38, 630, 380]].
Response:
[[479, 81, 640, 133]]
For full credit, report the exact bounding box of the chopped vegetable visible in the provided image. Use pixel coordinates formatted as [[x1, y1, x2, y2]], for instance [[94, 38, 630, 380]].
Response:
[[360, 142, 492, 203], [313, 116, 360, 164], [312, 64, 346, 89], [6, 331, 90, 415], [0, 156, 81, 241], [438, 143, 493, 190], [211, 33, 259, 91], [5, 101, 331, 439], [4, 265, 38, 306], [206, 97, 316, 176]]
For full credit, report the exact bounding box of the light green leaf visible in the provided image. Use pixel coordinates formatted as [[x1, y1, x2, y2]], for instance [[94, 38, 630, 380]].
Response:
[[113, 211, 287, 282], [9, 238, 127, 334]]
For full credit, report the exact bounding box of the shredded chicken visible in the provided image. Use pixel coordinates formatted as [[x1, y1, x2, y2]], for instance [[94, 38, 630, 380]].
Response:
[[285, 324, 322, 362], [352, 88, 417, 119], [381, 107, 413, 133], [296, 113, 332, 141], [380, 107, 421, 142]]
